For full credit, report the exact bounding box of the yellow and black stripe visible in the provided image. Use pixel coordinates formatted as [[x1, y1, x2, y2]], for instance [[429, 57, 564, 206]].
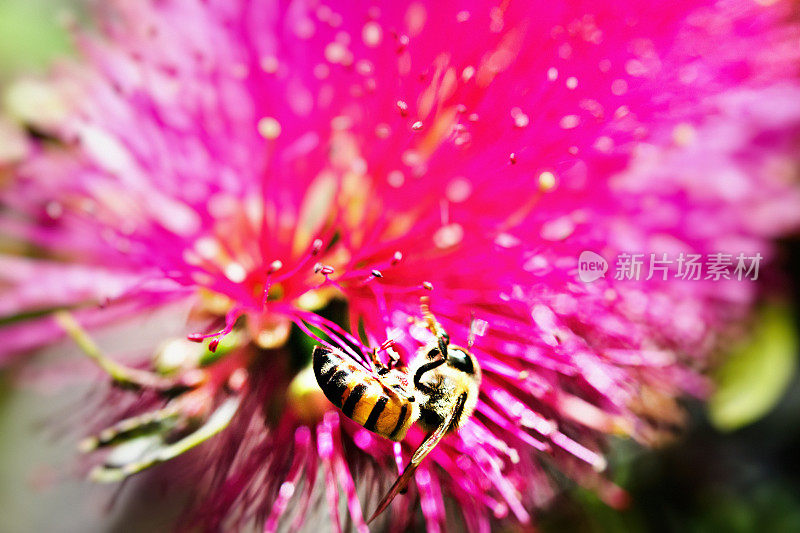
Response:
[[313, 345, 415, 441]]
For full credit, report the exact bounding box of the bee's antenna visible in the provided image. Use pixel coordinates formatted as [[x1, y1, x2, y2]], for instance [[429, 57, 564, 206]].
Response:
[[420, 296, 436, 332], [468, 312, 476, 350], [437, 332, 449, 358], [420, 296, 449, 355], [468, 313, 487, 350]]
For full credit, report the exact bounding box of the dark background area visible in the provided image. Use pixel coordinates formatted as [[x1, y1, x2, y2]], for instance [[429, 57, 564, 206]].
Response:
[[539, 237, 800, 533]]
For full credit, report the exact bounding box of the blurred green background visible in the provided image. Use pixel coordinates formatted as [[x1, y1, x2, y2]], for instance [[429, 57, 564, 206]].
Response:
[[0, 0, 75, 80], [1, 2, 800, 532]]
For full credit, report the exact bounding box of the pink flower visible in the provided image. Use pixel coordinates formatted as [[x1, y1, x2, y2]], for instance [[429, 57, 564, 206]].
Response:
[[2, 0, 800, 530]]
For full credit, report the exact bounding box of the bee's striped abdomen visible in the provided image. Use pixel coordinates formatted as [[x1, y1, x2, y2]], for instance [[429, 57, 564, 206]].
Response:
[[312, 346, 416, 441]]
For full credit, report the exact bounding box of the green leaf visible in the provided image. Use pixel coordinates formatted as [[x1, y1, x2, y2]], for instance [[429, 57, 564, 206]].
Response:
[[708, 305, 798, 431]]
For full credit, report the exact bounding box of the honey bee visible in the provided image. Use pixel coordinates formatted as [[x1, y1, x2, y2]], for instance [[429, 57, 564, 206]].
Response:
[[312, 297, 481, 522]]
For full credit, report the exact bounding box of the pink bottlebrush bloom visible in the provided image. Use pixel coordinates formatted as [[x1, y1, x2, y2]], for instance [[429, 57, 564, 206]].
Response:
[[2, 0, 800, 530]]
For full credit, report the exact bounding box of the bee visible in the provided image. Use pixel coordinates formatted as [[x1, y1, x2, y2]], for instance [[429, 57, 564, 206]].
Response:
[[312, 297, 481, 522]]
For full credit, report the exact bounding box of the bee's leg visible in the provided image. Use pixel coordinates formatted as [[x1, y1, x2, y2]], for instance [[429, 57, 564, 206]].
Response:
[[368, 345, 391, 375], [89, 396, 241, 483], [370, 337, 406, 374], [385, 347, 404, 371], [55, 311, 199, 392], [380, 338, 408, 372], [369, 348, 385, 374]]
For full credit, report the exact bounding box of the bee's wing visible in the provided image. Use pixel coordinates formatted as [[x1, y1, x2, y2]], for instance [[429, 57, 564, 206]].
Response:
[[367, 393, 467, 524]]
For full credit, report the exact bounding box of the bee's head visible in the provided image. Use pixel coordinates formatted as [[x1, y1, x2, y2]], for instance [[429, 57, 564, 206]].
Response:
[[445, 346, 476, 375], [424, 345, 479, 377], [415, 298, 482, 383]]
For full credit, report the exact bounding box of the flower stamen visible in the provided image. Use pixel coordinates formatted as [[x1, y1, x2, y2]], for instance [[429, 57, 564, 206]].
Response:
[[187, 306, 243, 348]]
